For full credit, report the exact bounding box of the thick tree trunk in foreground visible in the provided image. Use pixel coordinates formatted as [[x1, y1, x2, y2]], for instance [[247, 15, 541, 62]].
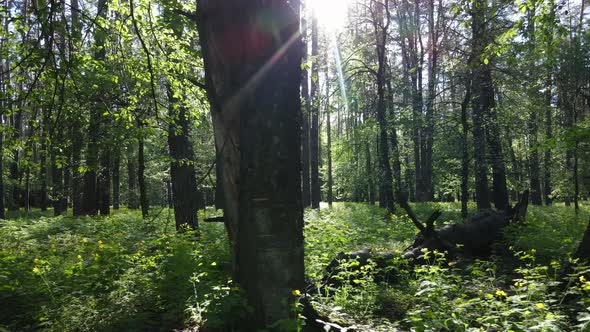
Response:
[[167, 86, 200, 230], [197, 1, 305, 328], [214, 147, 224, 210]]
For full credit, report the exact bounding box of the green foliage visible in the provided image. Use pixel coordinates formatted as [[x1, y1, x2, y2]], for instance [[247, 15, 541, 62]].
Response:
[[3, 202, 590, 331], [304, 202, 590, 331], [0, 209, 232, 331]]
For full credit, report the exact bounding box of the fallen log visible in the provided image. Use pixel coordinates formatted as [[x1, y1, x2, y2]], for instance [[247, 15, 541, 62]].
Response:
[[321, 192, 529, 287], [403, 190, 529, 260]]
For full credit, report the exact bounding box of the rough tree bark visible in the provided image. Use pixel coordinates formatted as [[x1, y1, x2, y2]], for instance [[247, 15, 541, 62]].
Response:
[[455, 76, 471, 219], [470, 0, 491, 210], [167, 85, 200, 230], [196, 1, 305, 328]]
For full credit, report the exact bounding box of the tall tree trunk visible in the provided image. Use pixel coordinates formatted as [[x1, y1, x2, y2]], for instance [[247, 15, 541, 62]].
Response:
[[51, 151, 65, 216], [542, 4, 555, 206], [0, 2, 7, 218], [98, 149, 111, 216], [138, 130, 149, 219], [39, 138, 48, 211], [301, 1, 311, 208], [326, 82, 333, 207], [366, 142, 375, 204], [127, 145, 139, 210], [196, 1, 304, 328], [526, 8, 542, 205], [487, 104, 510, 211], [8, 111, 22, 211], [373, 0, 395, 214], [574, 144, 579, 211], [470, 0, 491, 210], [70, 0, 83, 216], [458, 78, 471, 219], [112, 150, 120, 209], [543, 74, 553, 205], [167, 85, 200, 230], [387, 81, 403, 198], [24, 167, 30, 212], [310, 13, 321, 209], [422, 0, 439, 202], [83, 0, 109, 216]]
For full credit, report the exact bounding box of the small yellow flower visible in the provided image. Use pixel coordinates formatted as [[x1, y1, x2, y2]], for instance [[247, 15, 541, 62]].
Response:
[[32, 267, 41, 274], [33, 258, 39, 263], [77, 255, 82, 260], [535, 303, 545, 309], [495, 290, 507, 297], [292, 289, 301, 296], [580, 275, 586, 283]]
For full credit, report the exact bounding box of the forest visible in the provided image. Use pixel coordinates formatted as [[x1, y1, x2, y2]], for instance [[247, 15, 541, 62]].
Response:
[[0, 0, 589, 331]]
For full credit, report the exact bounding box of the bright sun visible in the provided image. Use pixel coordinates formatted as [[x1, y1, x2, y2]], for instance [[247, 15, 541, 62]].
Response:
[[309, 0, 352, 31]]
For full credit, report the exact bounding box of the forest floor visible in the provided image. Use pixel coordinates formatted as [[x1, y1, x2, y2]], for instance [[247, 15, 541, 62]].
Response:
[[1, 202, 590, 331]]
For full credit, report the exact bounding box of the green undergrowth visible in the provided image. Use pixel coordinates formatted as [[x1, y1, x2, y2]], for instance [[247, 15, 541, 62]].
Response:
[[304, 201, 590, 331], [0, 208, 233, 332], [1, 202, 590, 331]]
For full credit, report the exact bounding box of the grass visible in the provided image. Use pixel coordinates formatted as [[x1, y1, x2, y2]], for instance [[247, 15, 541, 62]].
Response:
[[0, 201, 589, 331]]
